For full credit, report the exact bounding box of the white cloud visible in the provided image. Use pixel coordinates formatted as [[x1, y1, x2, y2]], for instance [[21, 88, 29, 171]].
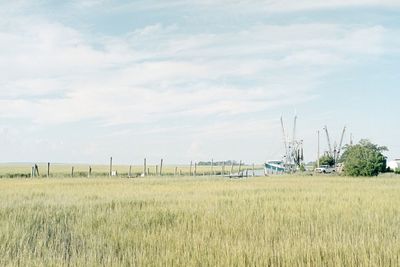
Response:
[[254, 0, 400, 12], [101, 0, 400, 13], [0, 1, 398, 163], [0, 17, 392, 128], [0, 0, 400, 161]]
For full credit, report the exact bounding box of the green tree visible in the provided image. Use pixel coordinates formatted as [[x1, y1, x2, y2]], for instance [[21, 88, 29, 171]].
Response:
[[318, 154, 335, 167], [340, 139, 387, 177], [299, 164, 306, 172]]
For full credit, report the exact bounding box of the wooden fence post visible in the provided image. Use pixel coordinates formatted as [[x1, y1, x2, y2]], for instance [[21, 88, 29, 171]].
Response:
[[160, 159, 163, 176], [143, 158, 147, 176], [129, 165, 132, 178], [35, 164, 40, 177], [47, 162, 50, 178], [88, 166, 92, 178], [71, 166, 74, 177], [194, 162, 197, 177], [109, 157, 113, 177]]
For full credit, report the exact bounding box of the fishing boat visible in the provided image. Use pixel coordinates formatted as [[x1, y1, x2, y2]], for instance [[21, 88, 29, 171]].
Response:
[[264, 160, 286, 174]]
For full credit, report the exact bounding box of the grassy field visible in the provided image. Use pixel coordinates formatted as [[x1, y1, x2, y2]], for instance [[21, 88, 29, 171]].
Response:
[[1, 175, 400, 266], [0, 163, 260, 178]]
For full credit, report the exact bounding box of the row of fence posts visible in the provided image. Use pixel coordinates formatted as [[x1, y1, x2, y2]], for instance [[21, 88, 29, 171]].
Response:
[[29, 157, 257, 178], [30, 162, 92, 178]]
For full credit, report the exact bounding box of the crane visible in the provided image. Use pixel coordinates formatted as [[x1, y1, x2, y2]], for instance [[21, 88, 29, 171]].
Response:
[[335, 126, 346, 163], [323, 126, 333, 157]]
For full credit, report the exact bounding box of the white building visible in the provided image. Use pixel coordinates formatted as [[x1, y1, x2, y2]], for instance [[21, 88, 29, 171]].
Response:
[[388, 159, 400, 171]]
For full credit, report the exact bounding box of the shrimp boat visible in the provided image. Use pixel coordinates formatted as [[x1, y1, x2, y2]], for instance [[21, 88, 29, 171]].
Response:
[[264, 115, 304, 174], [264, 160, 299, 174], [264, 160, 286, 174]]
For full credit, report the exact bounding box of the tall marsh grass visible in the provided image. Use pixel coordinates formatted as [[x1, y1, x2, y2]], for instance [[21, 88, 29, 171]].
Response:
[[1, 176, 400, 266]]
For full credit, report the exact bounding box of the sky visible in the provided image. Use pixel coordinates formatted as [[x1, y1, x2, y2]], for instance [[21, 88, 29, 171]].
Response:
[[0, 0, 399, 165]]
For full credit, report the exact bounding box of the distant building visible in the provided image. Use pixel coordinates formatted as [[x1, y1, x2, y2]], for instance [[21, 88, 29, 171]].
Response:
[[387, 159, 400, 171]]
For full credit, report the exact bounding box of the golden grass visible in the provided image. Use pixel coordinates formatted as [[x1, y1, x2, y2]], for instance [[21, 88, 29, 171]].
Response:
[[1, 176, 400, 266]]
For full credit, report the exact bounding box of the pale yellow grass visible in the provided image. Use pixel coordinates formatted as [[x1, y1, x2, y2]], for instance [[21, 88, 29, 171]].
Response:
[[0, 176, 400, 266]]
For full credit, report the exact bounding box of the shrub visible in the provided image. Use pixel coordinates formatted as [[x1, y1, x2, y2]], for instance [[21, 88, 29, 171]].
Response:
[[318, 154, 335, 167], [340, 139, 387, 177]]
